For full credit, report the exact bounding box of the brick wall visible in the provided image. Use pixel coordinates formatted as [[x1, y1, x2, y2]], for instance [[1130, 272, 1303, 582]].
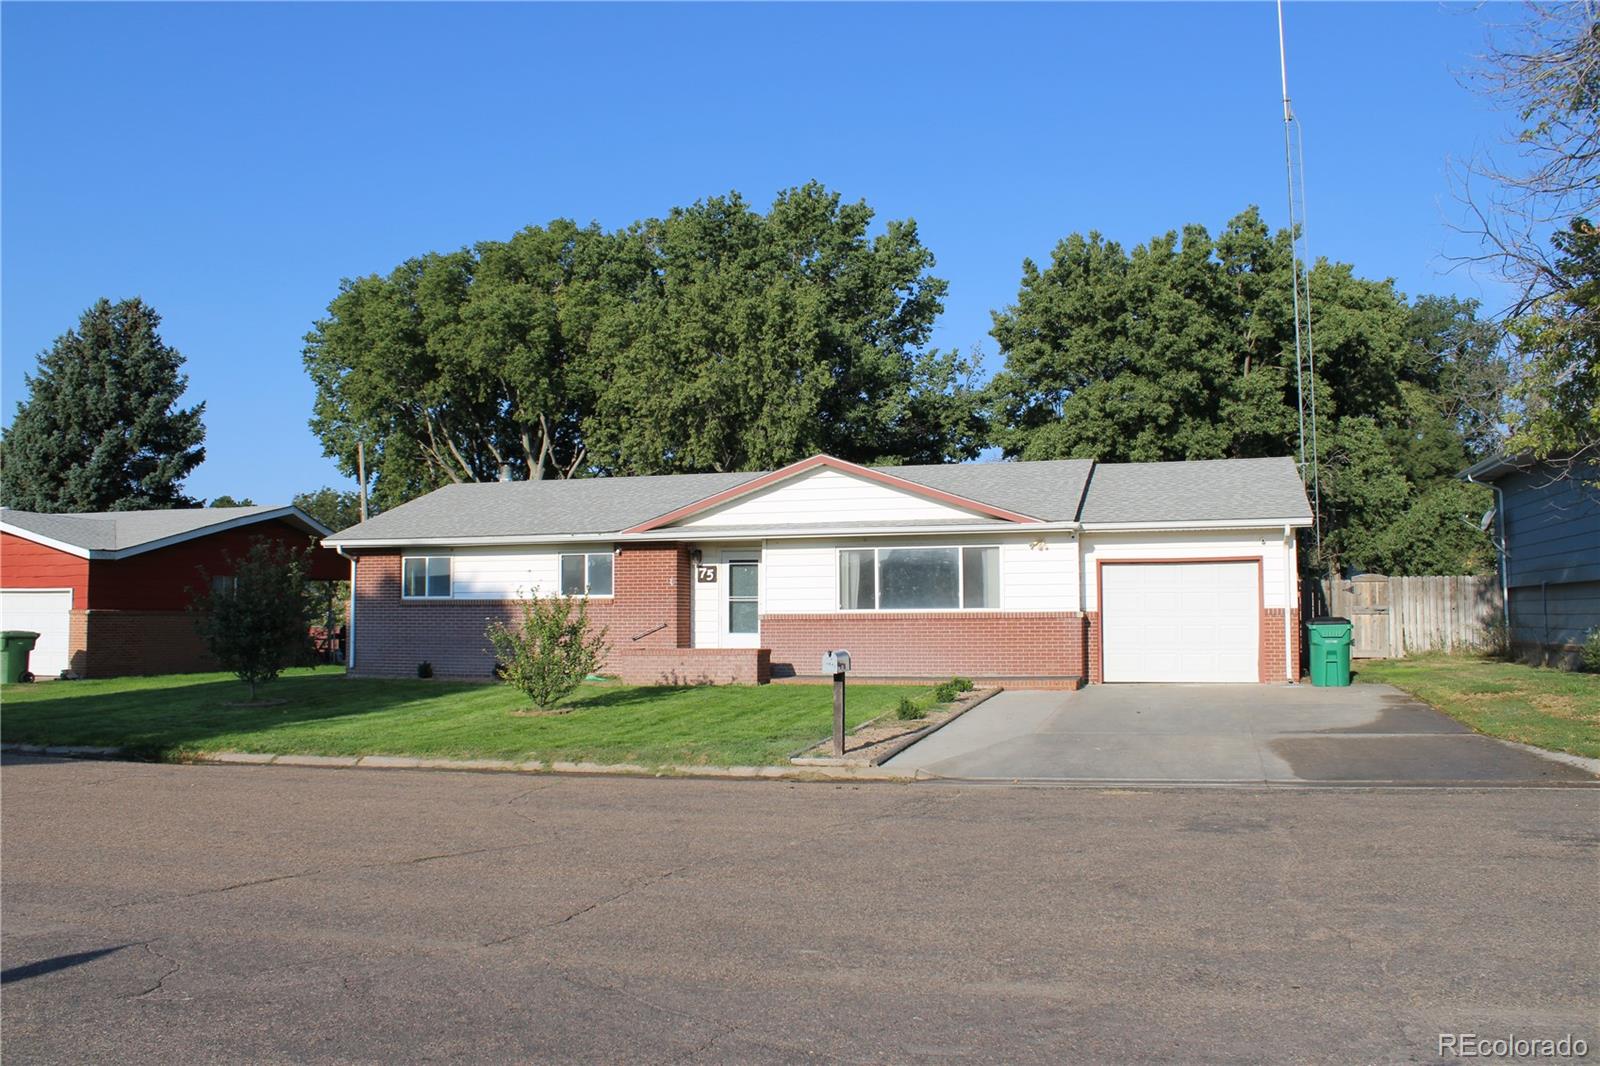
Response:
[[350, 545, 695, 680], [610, 648, 770, 686], [1084, 611, 1102, 684], [760, 611, 1088, 681], [76, 610, 220, 678], [1261, 607, 1301, 683]]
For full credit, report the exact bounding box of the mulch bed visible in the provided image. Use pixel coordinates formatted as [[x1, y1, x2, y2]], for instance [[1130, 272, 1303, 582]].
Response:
[[794, 687, 998, 764]]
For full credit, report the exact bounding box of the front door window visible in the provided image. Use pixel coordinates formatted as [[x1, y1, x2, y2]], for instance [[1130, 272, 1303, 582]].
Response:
[[728, 561, 759, 636]]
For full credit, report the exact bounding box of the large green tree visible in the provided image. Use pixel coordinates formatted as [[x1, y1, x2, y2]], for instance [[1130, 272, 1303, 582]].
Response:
[[587, 184, 978, 474], [1, 298, 206, 512], [986, 207, 1502, 574], [304, 184, 980, 506]]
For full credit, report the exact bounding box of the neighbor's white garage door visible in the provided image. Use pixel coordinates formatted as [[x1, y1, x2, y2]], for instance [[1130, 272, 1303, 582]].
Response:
[[1100, 562, 1259, 683], [0, 589, 73, 678]]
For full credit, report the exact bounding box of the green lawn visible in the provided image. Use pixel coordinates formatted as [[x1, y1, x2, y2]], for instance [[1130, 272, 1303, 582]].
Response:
[[0, 669, 937, 767], [1356, 654, 1600, 759]]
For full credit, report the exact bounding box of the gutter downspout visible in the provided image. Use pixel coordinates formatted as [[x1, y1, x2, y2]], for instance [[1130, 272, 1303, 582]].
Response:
[[1464, 471, 1511, 634], [335, 545, 356, 673], [1284, 523, 1296, 684]]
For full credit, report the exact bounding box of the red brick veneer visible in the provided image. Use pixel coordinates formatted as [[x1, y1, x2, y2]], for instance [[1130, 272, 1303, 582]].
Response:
[[760, 611, 1088, 681], [349, 546, 706, 680], [73, 610, 221, 677], [1261, 608, 1301, 683]]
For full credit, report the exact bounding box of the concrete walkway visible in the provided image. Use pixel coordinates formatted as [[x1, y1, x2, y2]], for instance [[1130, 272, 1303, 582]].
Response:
[[883, 684, 1600, 785]]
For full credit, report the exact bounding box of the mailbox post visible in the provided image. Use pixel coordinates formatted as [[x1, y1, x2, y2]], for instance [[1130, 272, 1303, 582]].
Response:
[[822, 650, 851, 756]]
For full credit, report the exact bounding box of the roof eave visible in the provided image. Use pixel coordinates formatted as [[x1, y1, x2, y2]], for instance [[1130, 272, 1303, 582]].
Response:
[[1, 506, 333, 560]]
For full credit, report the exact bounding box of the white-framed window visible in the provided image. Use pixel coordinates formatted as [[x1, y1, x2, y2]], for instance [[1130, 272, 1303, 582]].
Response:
[[838, 546, 999, 610], [210, 575, 238, 596], [560, 551, 614, 597], [402, 556, 452, 599]]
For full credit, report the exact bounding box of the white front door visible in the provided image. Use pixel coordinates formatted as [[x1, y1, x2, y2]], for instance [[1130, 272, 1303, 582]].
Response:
[[1100, 561, 1260, 683], [721, 553, 761, 648], [0, 589, 74, 678]]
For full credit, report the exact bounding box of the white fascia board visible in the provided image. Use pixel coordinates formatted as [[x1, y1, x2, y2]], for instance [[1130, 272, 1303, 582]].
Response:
[[1081, 518, 1315, 533], [0, 523, 95, 559], [323, 520, 1086, 550], [3, 507, 332, 561]]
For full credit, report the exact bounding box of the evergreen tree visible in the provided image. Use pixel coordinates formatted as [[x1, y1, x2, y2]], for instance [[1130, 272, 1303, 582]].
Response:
[[2, 298, 206, 512]]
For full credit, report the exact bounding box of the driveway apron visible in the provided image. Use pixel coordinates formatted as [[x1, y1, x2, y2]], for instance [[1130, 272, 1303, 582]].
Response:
[[883, 684, 1599, 785]]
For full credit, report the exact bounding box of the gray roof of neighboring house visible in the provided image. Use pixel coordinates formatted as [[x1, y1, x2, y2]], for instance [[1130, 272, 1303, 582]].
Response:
[[1078, 456, 1313, 524], [325, 455, 1309, 545], [0, 505, 330, 557]]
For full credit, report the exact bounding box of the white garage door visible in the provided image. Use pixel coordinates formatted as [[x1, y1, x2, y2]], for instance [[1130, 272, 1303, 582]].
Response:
[[0, 589, 73, 678], [1100, 562, 1259, 683]]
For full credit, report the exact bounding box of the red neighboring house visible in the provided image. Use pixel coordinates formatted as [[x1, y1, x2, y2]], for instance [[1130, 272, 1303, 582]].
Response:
[[0, 506, 343, 679]]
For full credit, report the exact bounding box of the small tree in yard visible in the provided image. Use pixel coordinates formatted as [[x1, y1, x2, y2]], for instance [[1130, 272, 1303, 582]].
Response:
[[192, 539, 316, 700], [487, 595, 610, 710]]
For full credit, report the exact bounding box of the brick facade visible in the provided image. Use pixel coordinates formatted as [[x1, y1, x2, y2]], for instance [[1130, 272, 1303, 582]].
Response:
[[72, 610, 221, 678], [760, 611, 1088, 682], [350, 545, 705, 680], [348, 545, 1301, 688], [1260, 607, 1302, 683]]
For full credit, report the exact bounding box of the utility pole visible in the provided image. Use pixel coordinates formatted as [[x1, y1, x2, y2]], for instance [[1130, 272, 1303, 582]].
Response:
[[356, 439, 369, 523]]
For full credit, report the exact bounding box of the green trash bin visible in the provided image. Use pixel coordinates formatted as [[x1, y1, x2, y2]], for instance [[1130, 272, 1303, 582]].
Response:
[[1, 630, 41, 684], [1306, 617, 1353, 687]]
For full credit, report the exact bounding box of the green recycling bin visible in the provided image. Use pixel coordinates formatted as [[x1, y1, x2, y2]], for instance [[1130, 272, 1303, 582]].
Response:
[[1306, 617, 1353, 687], [1, 631, 41, 684]]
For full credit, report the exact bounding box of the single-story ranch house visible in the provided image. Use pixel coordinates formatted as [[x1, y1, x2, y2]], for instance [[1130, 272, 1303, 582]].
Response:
[[0, 505, 343, 678], [324, 454, 1313, 687]]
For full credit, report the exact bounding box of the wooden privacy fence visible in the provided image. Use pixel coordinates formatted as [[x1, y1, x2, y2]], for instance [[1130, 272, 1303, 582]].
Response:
[[1319, 574, 1502, 659]]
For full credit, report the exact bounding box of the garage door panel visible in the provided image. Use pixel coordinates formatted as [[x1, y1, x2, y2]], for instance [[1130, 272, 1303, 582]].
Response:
[[0, 590, 73, 677], [1101, 562, 1259, 683]]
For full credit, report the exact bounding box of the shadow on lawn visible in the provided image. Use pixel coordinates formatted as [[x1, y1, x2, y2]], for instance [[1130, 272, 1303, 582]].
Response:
[[0, 673, 484, 758], [0, 674, 761, 759]]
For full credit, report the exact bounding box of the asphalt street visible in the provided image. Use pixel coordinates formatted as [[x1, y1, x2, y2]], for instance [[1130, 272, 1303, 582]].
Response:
[[2, 755, 1596, 1064]]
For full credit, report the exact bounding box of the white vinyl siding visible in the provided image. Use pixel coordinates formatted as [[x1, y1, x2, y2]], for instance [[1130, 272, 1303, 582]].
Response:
[[412, 546, 614, 601], [1081, 530, 1292, 609], [758, 533, 1078, 615], [672, 467, 987, 528]]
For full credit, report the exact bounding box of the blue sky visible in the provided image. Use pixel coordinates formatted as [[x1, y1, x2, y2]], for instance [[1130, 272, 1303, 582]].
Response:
[[2, 2, 1515, 504]]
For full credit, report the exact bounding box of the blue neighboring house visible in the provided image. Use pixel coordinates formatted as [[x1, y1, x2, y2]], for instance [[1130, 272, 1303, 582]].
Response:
[[1461, 453, 1600, 667]]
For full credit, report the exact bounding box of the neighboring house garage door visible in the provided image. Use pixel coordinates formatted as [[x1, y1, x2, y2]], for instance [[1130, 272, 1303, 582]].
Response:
[[1100, 562, 1259, 683], [0, 589, 73, 678]]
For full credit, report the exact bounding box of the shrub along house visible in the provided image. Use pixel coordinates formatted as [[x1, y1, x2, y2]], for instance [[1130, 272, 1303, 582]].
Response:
[[0, 506, 344, 678], [324, 454, 1313, 687]]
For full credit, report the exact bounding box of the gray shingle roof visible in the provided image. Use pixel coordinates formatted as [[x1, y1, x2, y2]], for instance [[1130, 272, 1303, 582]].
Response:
[[1078, 456, 1312, 524], [0, 506, 329, 556], [329, 471, 765, 543], [325, 455, 1309, 545]]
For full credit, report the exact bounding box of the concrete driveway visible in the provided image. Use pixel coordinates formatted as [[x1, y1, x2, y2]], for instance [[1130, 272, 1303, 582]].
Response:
[[884, 684, 1600, 785]]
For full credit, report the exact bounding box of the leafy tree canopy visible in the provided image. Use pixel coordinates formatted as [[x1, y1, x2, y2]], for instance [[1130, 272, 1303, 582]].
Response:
[[292, 486, 368, 534], [1, 298, 206, 512], [209, 495, 256, 507], [986, 207, 1507, 573], [304, 184, 980, 509]]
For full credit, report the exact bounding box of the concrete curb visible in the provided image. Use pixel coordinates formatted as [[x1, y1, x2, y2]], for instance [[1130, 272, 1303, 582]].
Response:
[[0, 743, 922, 782], [1495, 739, 1600, 776]]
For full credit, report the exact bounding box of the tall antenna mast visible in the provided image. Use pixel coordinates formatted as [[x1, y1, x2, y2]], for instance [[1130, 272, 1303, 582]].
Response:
[[1277, 0, 1322, 555]]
